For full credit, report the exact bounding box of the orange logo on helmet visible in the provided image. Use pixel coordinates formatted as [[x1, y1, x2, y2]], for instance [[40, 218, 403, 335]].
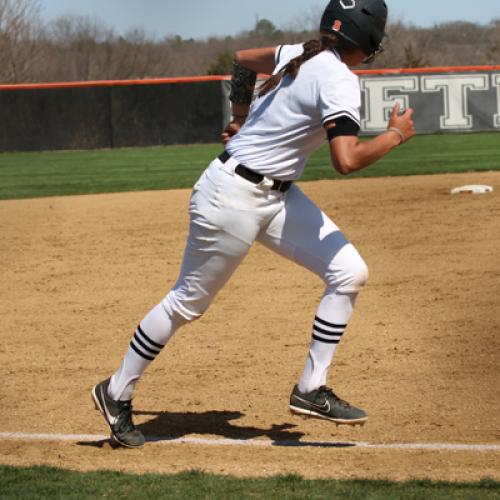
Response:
[[332, 19, 342, 31]]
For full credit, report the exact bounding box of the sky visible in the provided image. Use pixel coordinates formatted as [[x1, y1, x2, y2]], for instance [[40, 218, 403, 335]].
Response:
[[39, 0, 500, 40]]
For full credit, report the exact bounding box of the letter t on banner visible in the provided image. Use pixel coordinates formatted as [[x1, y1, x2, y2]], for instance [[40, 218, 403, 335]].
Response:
[[422, 75, 489, 129]]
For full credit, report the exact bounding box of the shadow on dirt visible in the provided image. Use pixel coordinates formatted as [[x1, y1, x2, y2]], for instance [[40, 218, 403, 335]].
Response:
[[135, 409, 305, 442]]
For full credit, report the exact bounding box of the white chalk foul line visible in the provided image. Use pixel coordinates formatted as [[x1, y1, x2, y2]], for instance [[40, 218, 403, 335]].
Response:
[[1, 432, 499, 452]]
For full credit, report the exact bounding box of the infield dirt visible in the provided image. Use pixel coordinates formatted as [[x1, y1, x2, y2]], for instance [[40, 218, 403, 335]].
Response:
[[1, 172, 499, 481]]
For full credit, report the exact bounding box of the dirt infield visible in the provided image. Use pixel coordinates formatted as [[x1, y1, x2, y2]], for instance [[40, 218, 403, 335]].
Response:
[[1, 172, 499, 481]]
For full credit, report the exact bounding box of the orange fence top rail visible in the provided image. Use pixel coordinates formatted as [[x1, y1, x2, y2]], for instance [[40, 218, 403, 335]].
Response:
[[0, 75, 230, 91], [1, 65, 500, 91]]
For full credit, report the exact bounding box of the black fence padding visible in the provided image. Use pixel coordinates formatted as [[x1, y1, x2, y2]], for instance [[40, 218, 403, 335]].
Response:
[[0, 86, 111, 152], [110, 81, 223, 148], [0, 80, 223, 152]]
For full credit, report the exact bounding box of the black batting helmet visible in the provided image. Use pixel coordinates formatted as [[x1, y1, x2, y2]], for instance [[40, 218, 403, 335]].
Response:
[[320, 0, 388, 57]]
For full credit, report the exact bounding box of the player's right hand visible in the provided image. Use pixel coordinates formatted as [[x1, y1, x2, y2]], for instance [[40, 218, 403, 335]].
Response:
[[221, 121, 242, 145], [388, 102, 415, 143]]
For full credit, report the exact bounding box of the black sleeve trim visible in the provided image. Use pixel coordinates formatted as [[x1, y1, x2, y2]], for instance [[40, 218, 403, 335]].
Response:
[[275, 45, 284, 65], [322, 110, 360, 127], [325, 116, 360, 141]]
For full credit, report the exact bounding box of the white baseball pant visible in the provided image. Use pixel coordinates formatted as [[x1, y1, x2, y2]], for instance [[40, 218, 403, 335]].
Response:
[[109, 156, 369, 400]]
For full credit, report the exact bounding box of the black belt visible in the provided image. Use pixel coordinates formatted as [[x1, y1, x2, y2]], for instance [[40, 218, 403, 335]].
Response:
[[218, 151, 293, 193]]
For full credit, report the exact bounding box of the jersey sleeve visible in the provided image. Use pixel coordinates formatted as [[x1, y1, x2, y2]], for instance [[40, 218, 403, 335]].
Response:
[[319, 71, 361, 127], [274, 44, 305, 74]]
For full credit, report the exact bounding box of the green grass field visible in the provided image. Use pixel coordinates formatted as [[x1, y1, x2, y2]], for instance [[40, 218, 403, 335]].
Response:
[[1, 466, 499, 500], [1, 133, 499, 496], [0, 132, 498, 200]]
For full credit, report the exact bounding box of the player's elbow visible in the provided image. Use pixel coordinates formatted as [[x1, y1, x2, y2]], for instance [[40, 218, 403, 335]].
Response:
[[330, 140, 362, 175], [332, 157, 358, 175], [234, 49, 255, 67], [234, 50, 244, 65]]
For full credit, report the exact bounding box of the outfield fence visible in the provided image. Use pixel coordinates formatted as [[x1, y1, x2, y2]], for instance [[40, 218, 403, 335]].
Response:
[[0, 65, 499, 152]]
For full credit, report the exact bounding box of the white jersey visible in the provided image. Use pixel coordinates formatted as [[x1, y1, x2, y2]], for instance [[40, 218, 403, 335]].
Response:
[[226, 44, 361, 181]]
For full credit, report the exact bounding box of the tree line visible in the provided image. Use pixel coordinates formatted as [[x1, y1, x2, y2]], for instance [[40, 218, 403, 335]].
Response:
[[1, 0, 499, 84]]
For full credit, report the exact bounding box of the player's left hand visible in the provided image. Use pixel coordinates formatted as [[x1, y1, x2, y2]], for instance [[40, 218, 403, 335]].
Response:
[[388, 102, 415, 143]]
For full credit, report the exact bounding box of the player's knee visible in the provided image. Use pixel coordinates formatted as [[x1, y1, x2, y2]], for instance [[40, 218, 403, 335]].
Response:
[[162, 290, 209, 324], [325, 252, 369, 293], [348, 257, 369, 291]]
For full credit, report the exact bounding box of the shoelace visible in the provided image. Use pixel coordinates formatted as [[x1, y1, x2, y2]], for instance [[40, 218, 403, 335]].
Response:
[[318, 386, 350, 407], [116, 401, 136, 433]]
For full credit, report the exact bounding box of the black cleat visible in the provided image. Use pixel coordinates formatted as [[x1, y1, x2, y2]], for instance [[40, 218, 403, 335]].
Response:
[[92, 378, 145, 448], [289, 385, 367, 426]]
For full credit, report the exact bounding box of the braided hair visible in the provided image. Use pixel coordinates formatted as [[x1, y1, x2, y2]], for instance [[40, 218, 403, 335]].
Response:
[[258, 33, 356, 98]]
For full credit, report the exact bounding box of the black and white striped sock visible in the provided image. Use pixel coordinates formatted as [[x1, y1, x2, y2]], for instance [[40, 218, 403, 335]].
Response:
[[298, 288, 359, 394], [298, 316, 347, 393], [312, 316, 346, 345], [108, 302, 180, 401], [129, 324, 165, 361]]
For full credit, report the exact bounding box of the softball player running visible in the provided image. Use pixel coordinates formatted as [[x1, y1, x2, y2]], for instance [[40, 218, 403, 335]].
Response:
[[93, 0, 415, 448]]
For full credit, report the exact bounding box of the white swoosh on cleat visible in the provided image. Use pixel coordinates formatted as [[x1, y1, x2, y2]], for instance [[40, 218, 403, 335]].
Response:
[[294, 395, 330, 413], [100, 387, 118, 426]]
